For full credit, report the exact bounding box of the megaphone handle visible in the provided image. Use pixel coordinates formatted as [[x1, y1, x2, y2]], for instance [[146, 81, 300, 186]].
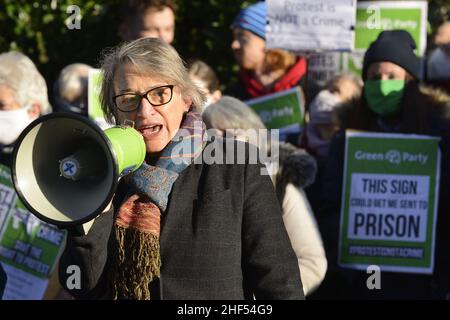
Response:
[[66, 200, 113, 235], [81, 220, 95, 235]]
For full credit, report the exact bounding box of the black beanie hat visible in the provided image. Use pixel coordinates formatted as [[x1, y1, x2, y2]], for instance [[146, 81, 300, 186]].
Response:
[[362, 30, 420, 80]]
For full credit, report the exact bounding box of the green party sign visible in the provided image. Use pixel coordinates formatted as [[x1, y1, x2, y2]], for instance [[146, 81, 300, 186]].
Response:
[[348, 1, 427, 75], [88, 68, 112, 129], [0, 164, 16, 232], [338, 132, 440, 274], [355, 2, 426, 53], [0, 165, 66, 279], [245, 87, 305, 141], [308, 1, 428, 85]]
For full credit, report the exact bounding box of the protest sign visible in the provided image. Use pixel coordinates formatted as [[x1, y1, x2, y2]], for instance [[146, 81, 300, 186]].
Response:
[[266, 0, 356, 51], [245, 87, 305, 142], [338, 132, 440, 274], [306, 52, 345, 95], [348, 1, 428, 76], [307, 1, 427, 91], [88, 68, 112, 129], [0, 165, 15, 233], [0, 164, 67, 299]]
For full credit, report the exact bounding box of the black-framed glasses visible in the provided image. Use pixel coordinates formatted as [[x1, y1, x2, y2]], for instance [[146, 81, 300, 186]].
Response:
[[113, 85, 175, 112]]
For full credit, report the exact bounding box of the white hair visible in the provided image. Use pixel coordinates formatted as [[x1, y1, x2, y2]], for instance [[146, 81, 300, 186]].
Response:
[[54, 63, 91, 103], [202, 96, 266, 132], [100, 38, 206, 124], [202, 96, 273, 158], [0, 51, 51, 114]]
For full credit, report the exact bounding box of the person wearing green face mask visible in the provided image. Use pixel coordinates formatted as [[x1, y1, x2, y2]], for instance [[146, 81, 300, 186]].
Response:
[[364, 79, 405, 116], [310, 30, 450, 301], [362, 30, 419, 123]]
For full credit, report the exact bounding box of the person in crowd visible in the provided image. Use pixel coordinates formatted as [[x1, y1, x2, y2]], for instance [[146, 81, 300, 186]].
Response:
[[427, 21, 450, 94], [58, 37, 304, 300], [227, 1, 307, 101], [0, 51, 69, 300], [53, 63, 92, 116], [119, 0, 177, 44], [303, 73, 363, 159], [316, 30, 450, 299], [0, 263, 5, 299], [0, 51, 51, 165], [428, 21, 450, 81], [301, 74, 363, 253], [203, 96, 327, 296], [187, 59, 222, 111]]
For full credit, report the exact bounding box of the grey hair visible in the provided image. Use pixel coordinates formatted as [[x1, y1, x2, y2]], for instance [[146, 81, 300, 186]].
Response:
[[202, 96, 273, 158], [202, 96, 266, 131], [326, 72, 363, 100], [54, 63, 91, 105], [100, 37, 206, 124], [0, 51, 51, 114]]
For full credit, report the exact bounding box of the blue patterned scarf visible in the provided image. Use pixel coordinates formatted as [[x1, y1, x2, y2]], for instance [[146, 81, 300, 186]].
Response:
[[110, 111, 205, 300]]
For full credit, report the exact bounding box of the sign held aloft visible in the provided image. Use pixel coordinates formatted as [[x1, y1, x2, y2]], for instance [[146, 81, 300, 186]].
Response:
[[266, 0, 357, 52], [338, 132, 440, 274], [245, 87, 305, 142]]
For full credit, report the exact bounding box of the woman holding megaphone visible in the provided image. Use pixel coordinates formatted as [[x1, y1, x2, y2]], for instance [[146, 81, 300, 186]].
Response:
[[58, 38, 304, 300]]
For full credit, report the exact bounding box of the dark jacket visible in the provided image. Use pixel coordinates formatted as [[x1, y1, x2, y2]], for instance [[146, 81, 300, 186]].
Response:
[[1, 145, 12, 300], [314, 85, 450, 299], [59, 140, 304, 300], [0, 263, 6, 299], [0, 144, 14, 167], [275, 142, 317, 203]]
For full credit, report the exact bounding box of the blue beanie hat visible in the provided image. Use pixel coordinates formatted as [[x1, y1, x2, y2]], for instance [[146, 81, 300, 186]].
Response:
[[232, 2, 267, 39]]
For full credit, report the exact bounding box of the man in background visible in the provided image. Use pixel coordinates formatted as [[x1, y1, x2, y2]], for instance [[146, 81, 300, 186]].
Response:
[[119, 0, 177, 44], [428, 21, 450, 81]]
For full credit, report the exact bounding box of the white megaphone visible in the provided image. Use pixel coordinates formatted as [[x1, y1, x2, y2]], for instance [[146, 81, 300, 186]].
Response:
[[11, 113, 146, 229]]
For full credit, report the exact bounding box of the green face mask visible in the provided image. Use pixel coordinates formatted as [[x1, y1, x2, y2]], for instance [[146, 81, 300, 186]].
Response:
[[364, 80, 405, 116]]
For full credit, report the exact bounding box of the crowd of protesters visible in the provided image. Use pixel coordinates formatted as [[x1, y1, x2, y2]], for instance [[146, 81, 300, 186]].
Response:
[[1, 0, 450, 300]]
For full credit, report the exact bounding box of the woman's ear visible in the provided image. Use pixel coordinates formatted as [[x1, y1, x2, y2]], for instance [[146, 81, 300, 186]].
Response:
[[183, 96, 193, 112], [27, 103, 42, 119], [211, 90, 222, 103]]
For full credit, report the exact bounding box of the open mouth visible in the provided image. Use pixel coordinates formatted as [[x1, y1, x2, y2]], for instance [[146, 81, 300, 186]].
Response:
[[138, 124, 163, 138]]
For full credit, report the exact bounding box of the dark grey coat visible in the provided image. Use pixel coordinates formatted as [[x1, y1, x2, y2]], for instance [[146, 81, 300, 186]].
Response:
[[59, 141, 304, 300], [0, 262, 6, 299]]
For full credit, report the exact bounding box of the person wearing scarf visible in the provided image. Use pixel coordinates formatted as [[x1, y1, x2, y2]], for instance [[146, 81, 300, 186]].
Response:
[[226, 2, 307, 101], [59, 37, 304, 300]]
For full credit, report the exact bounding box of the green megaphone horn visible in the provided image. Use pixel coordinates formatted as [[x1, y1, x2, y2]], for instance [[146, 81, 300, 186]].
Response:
[[11, 113, 146, 228]]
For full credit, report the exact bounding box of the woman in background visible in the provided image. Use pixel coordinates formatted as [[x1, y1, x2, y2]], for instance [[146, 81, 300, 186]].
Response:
[[203, 96, 327, 296], [227, 2, 307, 101]]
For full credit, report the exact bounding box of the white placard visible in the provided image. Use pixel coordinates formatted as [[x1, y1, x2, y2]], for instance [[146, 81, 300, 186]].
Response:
[[266, 0, 357, 52]]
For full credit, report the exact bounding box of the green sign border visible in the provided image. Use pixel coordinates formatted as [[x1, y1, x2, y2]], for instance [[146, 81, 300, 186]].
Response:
[[338, 131, 440, 274]]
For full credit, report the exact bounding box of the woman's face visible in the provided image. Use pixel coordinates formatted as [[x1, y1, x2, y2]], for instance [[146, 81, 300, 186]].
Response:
[[366, 62, 407, 81], [231, 28, 266, 71], [0, 85, 21, 110], [114, 63, 191, 154]]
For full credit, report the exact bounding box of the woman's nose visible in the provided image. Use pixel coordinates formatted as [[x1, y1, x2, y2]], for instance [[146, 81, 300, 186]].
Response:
[[231, 39, 240, 50], [137, 97, 157, 117]]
